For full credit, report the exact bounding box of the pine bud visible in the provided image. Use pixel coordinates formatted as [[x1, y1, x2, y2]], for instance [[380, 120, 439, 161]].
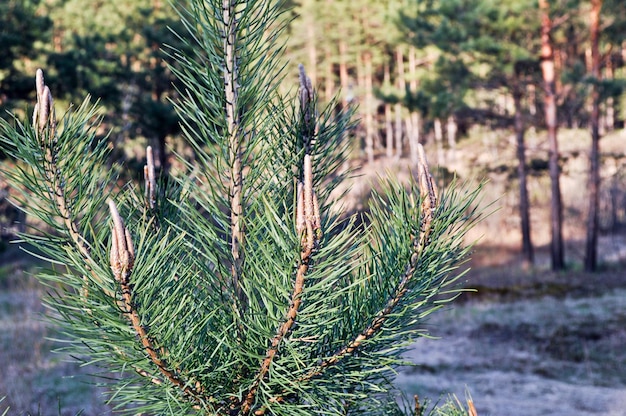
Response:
[[416, 143, 437, 213], [125, 227, 135, 271], [35, 69, 45, 100], [416, 144, 437, 247], [312, 190, 322, 241], [38, 88, 51, 133], [298, 64, 313, 112], [108, 199, 135, 282], [296, 182, 305, 237], [298, 64, 316, 148], [33, 69, 56, 138], [145, 146, 156, 209], [110, 225, 121, 280]]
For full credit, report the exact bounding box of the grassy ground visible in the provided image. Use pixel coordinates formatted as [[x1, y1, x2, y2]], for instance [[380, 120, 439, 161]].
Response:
[[396, 274, 626, 415], [0, 247, 112, 416]]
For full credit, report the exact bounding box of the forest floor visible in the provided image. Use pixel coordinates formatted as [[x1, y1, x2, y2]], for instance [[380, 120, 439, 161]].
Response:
[[396, 238, 626, 416], [0, 246, 112, 416], [1, 127, 625, 415]]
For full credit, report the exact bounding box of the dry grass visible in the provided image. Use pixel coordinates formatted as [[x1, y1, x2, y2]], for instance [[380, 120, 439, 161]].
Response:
[[0, 249, 112, 416]]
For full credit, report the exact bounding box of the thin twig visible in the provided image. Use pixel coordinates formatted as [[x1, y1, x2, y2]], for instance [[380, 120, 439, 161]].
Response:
[[107, 199, 204, 401], [240, 69, 321, 412], [32, 69, 104, 296]]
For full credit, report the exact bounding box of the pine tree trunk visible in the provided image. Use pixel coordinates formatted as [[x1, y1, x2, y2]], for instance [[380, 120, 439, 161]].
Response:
[[408, 47, 420, 165], [585, 0, 602, 272], [324, 45, 333, 103], [409, 112, 420, 164], [150, 47, 169, 177], [323, 0, 335, 102], [540, 0, 564, 270], [513, 85, 534, 267], [305, 3, 317, 87], [446, 115, 457, 162], [385, 104, 393, 158], [434, 118, 444, 165], [528, 84, 537, 117], [395, 46, 405, 160], [339, 38, 349, 108], [527, 83, 537, 133], [605, 56, 614, 131], [364, 52, 375, 163], [383, 62, 394, 158], [394, 104, 403, 159]]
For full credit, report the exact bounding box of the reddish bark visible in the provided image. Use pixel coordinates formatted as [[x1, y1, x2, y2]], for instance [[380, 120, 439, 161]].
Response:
[[539, 0, 564, 270], [585, 0, 603, 271]]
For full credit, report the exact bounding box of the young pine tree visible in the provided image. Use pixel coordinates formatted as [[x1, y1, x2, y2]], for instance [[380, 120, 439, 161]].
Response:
[[0, 0, 482, 414]]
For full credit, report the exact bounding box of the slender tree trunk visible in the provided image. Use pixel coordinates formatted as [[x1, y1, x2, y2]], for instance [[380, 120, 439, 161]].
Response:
[[324, 46, 333, 103], [383, 62, 394, 158], [364, 52, 375, 163], [409, 112, 420, 163], [339, 38, 349, 108], [385, 104, 393, 158], [395, 46, 406, 159], [434, 118, 444, 165], [527, 83, 537, 117], [605, 56, 614, 131], [540, 0, 564, 270], [407, 47, 420, 165], [446, 115, 457, 162], [150, 44, 169, 177], [305, 4, 317, 87], [585, 0, 602, 272], [394, 103, 403, 159], [513, 85, 534, 267], [324, 0, 335, 103]]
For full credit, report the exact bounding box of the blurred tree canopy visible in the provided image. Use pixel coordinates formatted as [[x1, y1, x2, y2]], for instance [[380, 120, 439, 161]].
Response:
[[0, 0, 625, 164], [0, 0, 52, 112]]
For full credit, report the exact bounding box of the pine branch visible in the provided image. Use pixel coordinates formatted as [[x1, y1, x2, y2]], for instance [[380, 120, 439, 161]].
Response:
[[240, 66, 322, 415], [107, 199, 205, 403], [33, 69, 89, 260], [253, 144, 438, 415], [31, 69, 103, 295], [308, 144, 436, 376], [224, 0, 245, 305]]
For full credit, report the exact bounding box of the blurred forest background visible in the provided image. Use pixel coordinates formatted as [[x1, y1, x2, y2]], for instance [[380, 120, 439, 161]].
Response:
[[1, 0, 626, 270], [1, 0, 626, 413]]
